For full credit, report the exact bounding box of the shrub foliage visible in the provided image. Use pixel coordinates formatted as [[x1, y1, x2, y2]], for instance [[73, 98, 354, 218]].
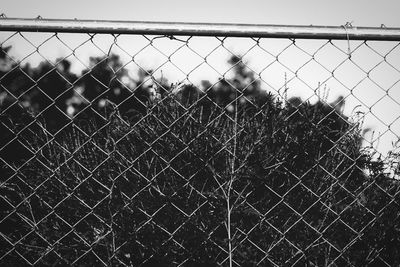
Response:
[[1, 50, 399, 266]]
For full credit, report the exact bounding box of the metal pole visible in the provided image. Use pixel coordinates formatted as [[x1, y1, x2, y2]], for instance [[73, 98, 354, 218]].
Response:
[[1, 18, 400, 41]]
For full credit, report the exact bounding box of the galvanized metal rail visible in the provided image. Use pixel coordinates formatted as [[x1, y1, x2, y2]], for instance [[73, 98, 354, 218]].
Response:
[[1, 17, 400, 40]]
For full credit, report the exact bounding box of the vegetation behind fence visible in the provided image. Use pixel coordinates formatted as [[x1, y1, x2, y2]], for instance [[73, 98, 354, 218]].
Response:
[[1, 18, 400, 266]]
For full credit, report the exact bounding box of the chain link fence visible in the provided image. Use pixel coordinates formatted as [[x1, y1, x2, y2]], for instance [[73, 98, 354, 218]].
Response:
[[1, 18, 400, 266]]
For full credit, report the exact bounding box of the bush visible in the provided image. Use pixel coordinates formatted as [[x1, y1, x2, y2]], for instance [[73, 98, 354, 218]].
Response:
[[1, 50, 399, 266], [1, 89, 399, 266]]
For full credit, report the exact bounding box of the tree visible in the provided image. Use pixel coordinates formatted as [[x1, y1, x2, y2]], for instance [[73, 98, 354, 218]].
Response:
[[1, 50, 399, 266]]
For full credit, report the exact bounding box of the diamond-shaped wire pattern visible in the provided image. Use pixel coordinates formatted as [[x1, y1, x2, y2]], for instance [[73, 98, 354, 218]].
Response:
[[1, 20, 400, 266]]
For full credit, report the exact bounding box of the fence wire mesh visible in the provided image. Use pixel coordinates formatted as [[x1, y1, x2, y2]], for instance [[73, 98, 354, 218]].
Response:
[[1, 18, 400, 266]]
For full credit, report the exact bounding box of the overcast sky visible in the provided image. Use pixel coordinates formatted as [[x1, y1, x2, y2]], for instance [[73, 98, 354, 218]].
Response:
[[1, 0, 399, 27]]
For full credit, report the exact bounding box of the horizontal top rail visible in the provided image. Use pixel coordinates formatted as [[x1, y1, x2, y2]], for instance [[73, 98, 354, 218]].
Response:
[[0, 18, 400, 41]]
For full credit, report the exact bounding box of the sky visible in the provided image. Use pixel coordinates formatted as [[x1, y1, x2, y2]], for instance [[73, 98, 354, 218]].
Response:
[[1, 0, 400, 169], [1, 0, 399, 27]]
